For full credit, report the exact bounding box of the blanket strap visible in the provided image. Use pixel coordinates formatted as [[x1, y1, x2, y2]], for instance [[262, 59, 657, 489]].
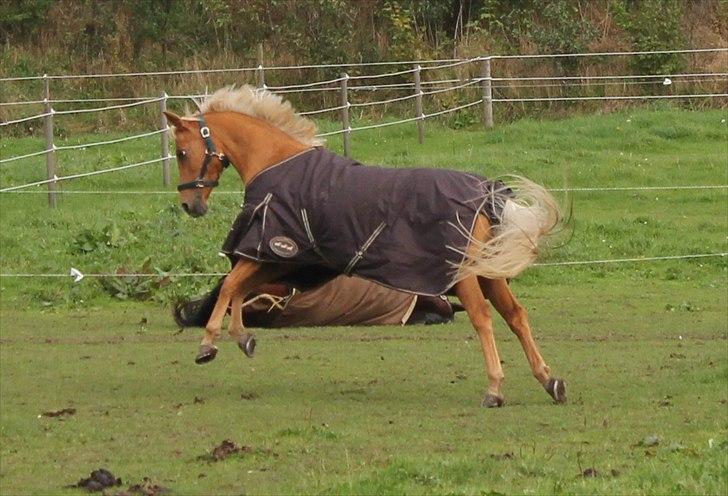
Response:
[[301, 208, 335, 266], [255, 193, 274, 257], [343, 222, 387, 275]]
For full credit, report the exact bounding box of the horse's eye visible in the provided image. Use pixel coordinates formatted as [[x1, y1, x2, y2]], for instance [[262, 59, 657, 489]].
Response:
[[176, 149, 187, 160]]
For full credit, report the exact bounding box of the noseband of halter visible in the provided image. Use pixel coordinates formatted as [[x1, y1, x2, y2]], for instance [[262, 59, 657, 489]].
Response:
[[177, 116, 231, 192]]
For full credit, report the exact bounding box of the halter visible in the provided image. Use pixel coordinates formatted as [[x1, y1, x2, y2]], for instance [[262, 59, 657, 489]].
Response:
[[177, 116, 231, 192]]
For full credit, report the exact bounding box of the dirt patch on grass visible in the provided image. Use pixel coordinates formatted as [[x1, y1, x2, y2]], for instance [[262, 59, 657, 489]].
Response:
[[118, 477, 170, 496], [69, 470, 169, 495], [69, 468, 122, 492], [490, 452, 514, 461], [581, 467, 599, 477], [41, 407, 76, 418], [198, 439, 253, 462]]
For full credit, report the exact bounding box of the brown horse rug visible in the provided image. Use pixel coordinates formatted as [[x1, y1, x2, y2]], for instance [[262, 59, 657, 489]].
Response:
[[221, 147, 511, 295]]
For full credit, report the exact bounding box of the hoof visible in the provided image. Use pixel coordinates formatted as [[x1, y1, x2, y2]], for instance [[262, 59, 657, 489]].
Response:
[[482, 393, 505, 408], [544, 378, 567, 404], [195, 344, 218, 364], [237, 333, 256, 358]]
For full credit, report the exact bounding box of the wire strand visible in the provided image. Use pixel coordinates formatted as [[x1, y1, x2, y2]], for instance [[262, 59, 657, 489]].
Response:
[[0, 156, 173, 192], [1, 185, 725, 195], [0, 111, 53, 126], [52, 96, 163, 116], [1, 252, 724, 279], [0, 148, 52, 164], [493, 93, 728, 102], [55, 128, 168, 152], [492, 72, 728, 82], [535, 253, 726, 266]]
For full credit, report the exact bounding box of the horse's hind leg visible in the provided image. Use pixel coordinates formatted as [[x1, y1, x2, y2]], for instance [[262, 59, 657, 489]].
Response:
[[455, 276, 505, 407], [480, 277, 566, 404]]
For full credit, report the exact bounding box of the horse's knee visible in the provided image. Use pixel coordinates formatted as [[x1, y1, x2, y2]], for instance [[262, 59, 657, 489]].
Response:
[[470, 310, 494, 336], [205, 324, 221, 337]]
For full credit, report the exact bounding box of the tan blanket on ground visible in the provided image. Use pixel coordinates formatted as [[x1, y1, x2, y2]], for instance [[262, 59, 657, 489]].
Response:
[[245, 275, 417, 327]]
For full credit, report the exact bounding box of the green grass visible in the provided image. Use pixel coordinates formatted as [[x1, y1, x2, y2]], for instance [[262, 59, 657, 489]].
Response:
[[0, 295, 726, 495], [1, 107, 727, 494]]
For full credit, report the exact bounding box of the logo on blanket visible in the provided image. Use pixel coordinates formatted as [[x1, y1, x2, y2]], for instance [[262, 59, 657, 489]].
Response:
[[269, 236, 299, 258]]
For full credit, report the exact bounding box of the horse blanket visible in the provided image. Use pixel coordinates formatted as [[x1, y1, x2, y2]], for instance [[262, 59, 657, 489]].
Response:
[[221, 148, 509, 296]]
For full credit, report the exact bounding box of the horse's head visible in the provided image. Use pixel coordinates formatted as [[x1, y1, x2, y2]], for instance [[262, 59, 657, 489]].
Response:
[[163, 111, 230, 218]]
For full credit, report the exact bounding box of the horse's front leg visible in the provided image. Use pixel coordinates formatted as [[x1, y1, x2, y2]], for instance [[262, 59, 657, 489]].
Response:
[[228, 295, 256, 357], [196, 260, 287, 364]]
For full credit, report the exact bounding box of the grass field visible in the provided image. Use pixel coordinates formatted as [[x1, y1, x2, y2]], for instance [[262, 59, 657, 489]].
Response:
[[1, 107, 726, 494]]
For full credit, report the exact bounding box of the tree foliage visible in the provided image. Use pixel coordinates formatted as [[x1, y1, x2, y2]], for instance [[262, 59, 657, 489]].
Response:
[[1, 0, 715, 78]]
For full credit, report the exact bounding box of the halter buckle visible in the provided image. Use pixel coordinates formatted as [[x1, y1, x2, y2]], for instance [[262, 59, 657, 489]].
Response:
[[200, 126, 211, 138]]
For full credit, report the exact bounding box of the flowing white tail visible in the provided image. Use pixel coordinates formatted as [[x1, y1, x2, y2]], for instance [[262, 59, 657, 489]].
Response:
[[452, 177, 561, 281]]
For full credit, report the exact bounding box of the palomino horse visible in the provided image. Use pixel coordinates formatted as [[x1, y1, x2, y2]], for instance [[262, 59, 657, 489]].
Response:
[[164, 86, 565, 407]]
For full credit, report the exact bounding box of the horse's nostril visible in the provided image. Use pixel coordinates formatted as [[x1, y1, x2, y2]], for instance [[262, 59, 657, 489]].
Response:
[[181, 202, 190, 214]]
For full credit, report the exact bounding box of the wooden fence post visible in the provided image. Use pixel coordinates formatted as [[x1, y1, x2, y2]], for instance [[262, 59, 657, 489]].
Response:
[[160, 91, 170, 186], [42, 74, 57, 208], [340, 74, 351, 157], [413, 64, 425, 144], [480, 56, 494, 129], [257, 43, 265, 88]]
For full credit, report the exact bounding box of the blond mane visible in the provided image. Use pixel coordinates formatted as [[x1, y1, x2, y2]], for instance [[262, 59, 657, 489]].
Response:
[[194, 85, 323, 146]]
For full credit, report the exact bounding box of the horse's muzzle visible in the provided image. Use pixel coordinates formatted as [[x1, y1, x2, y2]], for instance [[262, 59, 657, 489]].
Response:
[[181, 201, 208, 218]]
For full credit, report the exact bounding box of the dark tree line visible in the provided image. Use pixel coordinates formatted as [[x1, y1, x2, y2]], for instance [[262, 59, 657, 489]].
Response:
[[2, 0, 717, 77]]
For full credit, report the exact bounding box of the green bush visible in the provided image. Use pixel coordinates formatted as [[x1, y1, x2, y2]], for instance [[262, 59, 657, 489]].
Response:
[[611, 0, 687, 74]]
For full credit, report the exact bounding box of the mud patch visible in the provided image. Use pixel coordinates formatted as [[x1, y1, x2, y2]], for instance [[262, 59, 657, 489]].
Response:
[[41, 407, 76, 418], [69, 468, 122, 492], [173, 396, 206, 409], [118, 477, 170, 496], [199, 439, 252, 462]]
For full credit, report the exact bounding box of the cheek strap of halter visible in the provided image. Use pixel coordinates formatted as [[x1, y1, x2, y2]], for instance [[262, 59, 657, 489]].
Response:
[[177, 116, 230, 192]]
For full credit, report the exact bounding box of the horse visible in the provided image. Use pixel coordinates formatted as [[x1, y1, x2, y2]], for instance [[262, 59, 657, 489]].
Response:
[[163, 85, 566, 407]]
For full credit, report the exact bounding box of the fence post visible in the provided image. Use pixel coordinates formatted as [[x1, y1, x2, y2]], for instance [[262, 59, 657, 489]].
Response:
[[159, 91, 170, 186], [340, 73, 351, 157], [480, 56, 494, 129], [413, 65, 425, 144], [257, 43, 265, 88], [42, 74, 57, 208]]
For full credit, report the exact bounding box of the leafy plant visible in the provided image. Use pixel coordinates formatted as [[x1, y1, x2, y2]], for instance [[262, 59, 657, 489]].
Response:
[[448, 110, 479, 129], [72, 222, 132, 254], [99, 257, 170, 300]]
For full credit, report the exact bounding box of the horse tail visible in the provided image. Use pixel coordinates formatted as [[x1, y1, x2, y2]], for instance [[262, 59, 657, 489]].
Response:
[[453, 176, 562, 281]]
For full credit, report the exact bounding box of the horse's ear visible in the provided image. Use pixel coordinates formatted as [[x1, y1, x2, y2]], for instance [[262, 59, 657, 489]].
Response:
[[163, 111, 185, 129]]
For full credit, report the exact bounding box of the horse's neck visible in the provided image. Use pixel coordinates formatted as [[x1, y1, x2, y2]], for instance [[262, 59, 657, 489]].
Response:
[[210, 112, 309, 184]]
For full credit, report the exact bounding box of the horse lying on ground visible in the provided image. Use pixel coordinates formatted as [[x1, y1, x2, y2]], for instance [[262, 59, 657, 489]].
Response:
[[174, 275, 460, 330], [164, 85, 565, 407]]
